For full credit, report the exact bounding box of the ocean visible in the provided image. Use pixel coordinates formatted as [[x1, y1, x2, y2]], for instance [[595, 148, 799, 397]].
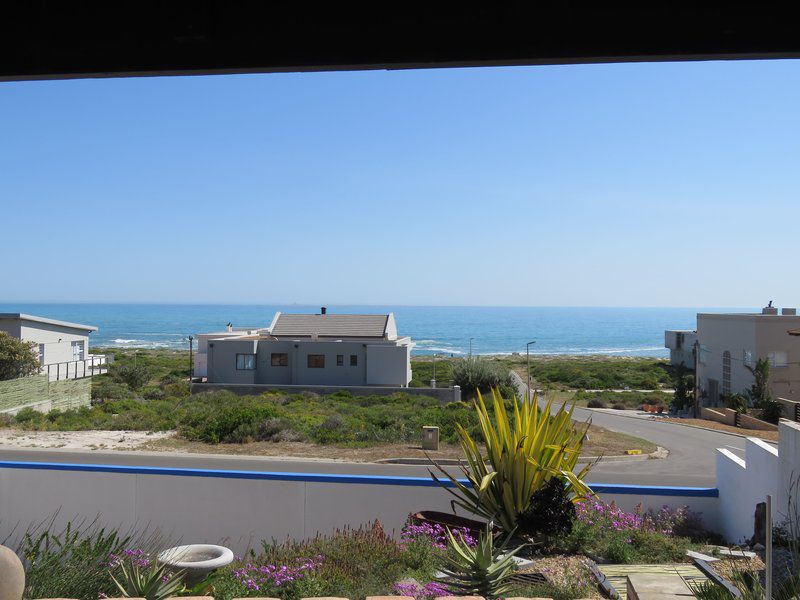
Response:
[[0, 304, 750, 357]]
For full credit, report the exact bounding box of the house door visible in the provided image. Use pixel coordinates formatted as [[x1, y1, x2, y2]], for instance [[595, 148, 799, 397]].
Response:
[[708, 379, 720, 406]]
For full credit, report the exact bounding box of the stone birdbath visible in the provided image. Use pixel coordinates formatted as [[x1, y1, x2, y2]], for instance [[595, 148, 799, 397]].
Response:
[[158, 544, 234, 585]]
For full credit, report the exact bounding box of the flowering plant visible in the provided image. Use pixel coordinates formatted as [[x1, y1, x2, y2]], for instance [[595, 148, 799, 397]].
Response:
[[230, 555, 323, 592], [401, 518, 478, 549]]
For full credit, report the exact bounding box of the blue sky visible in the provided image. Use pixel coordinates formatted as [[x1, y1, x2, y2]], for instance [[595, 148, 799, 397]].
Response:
[[1, 60, 798, 306]]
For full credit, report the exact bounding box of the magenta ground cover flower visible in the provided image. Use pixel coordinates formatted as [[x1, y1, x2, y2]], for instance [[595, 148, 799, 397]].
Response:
[[100, 548, 150, 568], [231, 554, 323, 591], [574, 499, 698, 535], [401, 518, 477, 548]]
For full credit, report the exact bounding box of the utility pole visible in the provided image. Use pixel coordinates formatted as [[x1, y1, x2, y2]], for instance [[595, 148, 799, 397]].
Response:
[[693, 339, 700, 417], [432, 353, 437, 388], [526, 341, 536, 401], [188, 336, 194, 382], [469, 338, 474, 357]]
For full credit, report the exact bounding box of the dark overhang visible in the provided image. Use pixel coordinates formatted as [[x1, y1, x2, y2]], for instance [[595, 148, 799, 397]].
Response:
[[2, 3, 800, 82]]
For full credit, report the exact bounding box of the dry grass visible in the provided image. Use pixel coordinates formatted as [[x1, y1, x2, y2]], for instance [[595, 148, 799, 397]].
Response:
[[138, 423, 656, 461], [659, 418, 779, 442]]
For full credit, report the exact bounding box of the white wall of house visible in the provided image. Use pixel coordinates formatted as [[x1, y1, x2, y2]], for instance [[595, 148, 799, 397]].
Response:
[[664, 330, 697, 368], [0, 316, 93, 366]]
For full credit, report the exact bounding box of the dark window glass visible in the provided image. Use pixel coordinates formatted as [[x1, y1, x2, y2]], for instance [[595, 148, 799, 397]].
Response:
[[236, 354, 256, 370], [350, 354, 358, 366], [336, 354, 344, 366], [308, 354, 325, 368], [271, 353, 289, 367]]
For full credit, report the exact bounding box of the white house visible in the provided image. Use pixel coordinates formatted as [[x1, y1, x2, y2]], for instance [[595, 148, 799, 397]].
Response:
[[196, 308, 413, 387], [0, 313, 106, 380], [664, 329, 697, 368]]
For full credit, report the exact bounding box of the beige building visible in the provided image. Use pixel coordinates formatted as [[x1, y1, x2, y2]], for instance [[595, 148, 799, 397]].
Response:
[[0, 313, 106, 380], [695, 306, 800, 406], [196, 309, 414, 387]]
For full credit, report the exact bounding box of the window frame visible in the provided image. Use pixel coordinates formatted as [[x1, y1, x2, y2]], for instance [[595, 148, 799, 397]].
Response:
[[71, 340, 85, 361], [236, 353, 257, 370], [768, 351, 789, 368], [271, 352, 289, 367], [350, 354, 358, 366], [307, 354, 326, 368], [336, 354, 344, 366]]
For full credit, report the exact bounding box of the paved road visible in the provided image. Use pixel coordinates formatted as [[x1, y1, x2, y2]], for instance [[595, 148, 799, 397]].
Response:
[[510, 371, 754, 487], [0, 375, 758, 487]]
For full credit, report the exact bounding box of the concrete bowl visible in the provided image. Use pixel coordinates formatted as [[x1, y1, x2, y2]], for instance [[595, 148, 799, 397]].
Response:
[[158, 544, 234, 584]]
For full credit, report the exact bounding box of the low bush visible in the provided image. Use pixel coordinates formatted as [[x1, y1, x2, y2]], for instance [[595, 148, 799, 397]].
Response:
[[586, 398, 606, 408], [611, 402, 627, 410], [451, 357, 516, 399], [112, 364, 152, 391], [573, 390, 674, 409]]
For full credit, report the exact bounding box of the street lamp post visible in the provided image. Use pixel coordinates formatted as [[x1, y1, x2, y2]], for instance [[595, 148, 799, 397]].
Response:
[[188, 336, 194, 382], [526, 340, 536, 401], [432, 353, 437, 388]]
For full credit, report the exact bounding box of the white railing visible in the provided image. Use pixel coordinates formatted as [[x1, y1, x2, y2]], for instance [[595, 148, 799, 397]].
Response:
[[40, 354, 111, 381]]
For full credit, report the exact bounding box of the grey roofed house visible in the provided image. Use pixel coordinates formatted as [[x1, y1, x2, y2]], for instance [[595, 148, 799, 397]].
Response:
[[197, 308, 412, 387]]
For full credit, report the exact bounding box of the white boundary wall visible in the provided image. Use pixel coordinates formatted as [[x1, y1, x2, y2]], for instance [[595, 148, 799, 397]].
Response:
[[716, 419, 800, 544], [0, 463, 719, 553]]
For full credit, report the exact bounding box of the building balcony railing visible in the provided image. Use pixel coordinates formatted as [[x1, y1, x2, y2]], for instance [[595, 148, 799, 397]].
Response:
[[41, 354, 113, 381]]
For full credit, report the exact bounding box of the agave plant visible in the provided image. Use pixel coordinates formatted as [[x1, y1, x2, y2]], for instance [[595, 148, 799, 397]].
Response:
[[110, 558, 186, 600], [436, 522, 521, 599], [430, 388, 594, 533]]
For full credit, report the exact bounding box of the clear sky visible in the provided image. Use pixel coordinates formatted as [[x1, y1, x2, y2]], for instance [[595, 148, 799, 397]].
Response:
[[1, 59, 798, 307]]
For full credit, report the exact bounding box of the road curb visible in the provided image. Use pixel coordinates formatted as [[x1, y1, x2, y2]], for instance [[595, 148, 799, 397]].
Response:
[[377, 447, 666, 466], [580, 406, 775, 442]]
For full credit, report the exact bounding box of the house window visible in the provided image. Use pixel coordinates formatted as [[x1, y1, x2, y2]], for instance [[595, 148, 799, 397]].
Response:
[[71, 340, 84, 361], [236, 353, 256, 370], [743, 349, 753, 366], [350, 354, 358, 366], [308, 354, 325, 368], [271, 353, 288, 367], [768, 351, 788, 368], [722, 351, 731, 396], [336, 354, 344, 366], [39, 344, 45, 365]]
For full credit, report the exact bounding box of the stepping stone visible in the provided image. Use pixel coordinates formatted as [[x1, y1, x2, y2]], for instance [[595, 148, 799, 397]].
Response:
[[627, 573, 693, 600], [686, 549, 720, 563], [710, 546, 757, 559]]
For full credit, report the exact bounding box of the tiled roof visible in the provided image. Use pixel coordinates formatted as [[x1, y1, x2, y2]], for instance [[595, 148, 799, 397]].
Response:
[[270, 313, 389, 338]]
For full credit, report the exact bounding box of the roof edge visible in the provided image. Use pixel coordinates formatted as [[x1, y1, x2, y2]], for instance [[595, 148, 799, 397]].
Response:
[[0, 313, 98, 332]]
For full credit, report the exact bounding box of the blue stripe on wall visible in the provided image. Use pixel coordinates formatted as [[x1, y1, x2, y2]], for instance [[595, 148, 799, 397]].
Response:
[[0, 460, 718, 497]]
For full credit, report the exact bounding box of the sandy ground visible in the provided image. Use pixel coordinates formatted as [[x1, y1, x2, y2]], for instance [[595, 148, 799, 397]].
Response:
[[0, 429, 173, 450], [0, 423, 655, 458]]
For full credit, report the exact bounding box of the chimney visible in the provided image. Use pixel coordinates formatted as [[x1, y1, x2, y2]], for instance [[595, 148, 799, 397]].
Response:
[[320, 307, 327, 315], [762, 302, 778, 315], [783, 308, 797, 316], [226, 322, 233, 332]]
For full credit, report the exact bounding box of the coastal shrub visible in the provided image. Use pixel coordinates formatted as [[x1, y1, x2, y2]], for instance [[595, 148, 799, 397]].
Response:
[[112, 364, 152, 391], [451, 357, 516, 398], [611, 402, 627, 410], [180, 401, 280, 444], [142, 386, 165, 400], [515, 357, 672, 390], [92, 379, 136, 401], [586, 398, 606, 408], [724, 393, 748, 413], [0, 331, 40, 381], [573, 390, 673, 409]]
